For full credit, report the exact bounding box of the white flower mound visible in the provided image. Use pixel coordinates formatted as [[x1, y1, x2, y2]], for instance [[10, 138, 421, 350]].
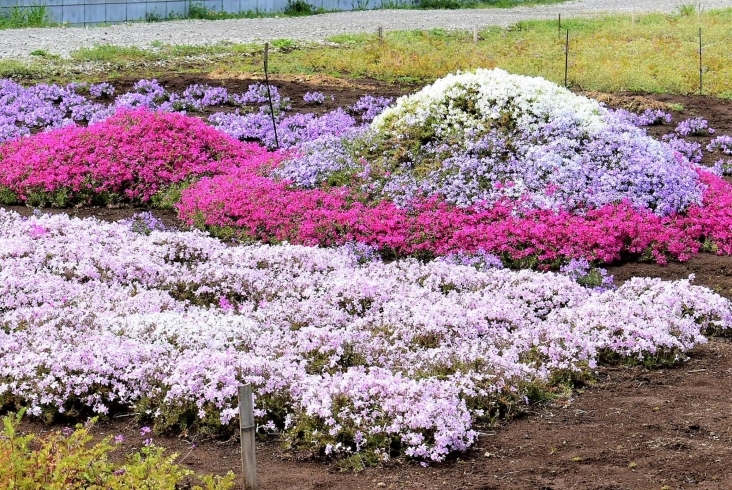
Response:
[[372, 68, 607, 137], [368, 68, 703, 215]]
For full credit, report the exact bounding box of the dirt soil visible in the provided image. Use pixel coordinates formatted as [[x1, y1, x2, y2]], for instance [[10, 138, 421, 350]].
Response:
[[11, 75, 732, 490]]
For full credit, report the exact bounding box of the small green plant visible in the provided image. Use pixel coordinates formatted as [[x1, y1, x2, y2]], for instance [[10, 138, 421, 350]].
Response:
[[0, 409, 235, 490], [0, 5, 52, 29], [676, 3, 699, 17], [187, 2, 218, 19], [28, 49, 57, 58], [283, 0, 316, 16], [145, 9, 163, 22]]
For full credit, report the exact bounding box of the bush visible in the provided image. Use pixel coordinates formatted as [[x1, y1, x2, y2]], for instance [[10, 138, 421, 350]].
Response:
[[0, 410, 234, 490]]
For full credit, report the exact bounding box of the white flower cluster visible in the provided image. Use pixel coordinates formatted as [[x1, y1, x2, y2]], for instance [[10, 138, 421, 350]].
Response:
[[371, 68, 606, 137]]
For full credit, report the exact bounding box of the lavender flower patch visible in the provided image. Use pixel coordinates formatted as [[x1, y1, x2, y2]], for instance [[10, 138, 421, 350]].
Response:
[[210, 108, 360, 150], [350, 95, 393, 123], [303, 91, 325, 104], [1, 209, 729, 462], [675, 117, 715, 137], [707, 135, 732, 155]]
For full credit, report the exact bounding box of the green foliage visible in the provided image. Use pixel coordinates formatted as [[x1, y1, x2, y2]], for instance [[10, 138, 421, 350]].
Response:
[[29, 49, 59, 59], [0, 60, 47, 80], [71, 45, 154, 63], [151, 182, 191, 209], [0, 409, 235, 490], [677, 3, 699, 17], [283, 0, 318, 16], [0, 186, 18, 205], [0, 5, 52, 29], [145, 10, 163, 22], [184, 2, 263, 20]]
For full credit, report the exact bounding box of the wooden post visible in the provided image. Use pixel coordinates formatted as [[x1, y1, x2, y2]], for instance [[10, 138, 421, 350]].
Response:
[[473, 25, 478, 44], [263, 43, 279, 149], [699, 27, 703, 95], [239, 385, 257, 490], [564, 30, 569, 88], [558, 13, 561, 39], [378, 26, 383, 42]]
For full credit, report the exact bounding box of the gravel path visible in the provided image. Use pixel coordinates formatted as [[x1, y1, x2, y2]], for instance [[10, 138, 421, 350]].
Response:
[[2, 0, 732, 59]]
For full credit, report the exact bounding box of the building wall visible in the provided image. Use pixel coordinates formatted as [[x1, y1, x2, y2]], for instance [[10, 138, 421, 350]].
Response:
[[0, 0, 395, 25]]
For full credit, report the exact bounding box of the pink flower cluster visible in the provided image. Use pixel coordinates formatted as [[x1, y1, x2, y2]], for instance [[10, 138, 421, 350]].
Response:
[[177, 159, 732, 265], [0, 109, 268, 204]]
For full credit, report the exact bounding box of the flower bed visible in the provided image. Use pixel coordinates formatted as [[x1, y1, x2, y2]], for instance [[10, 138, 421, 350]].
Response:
[[0, 109, 271, 206], [2, 71, 731, 266], [1, 210, 730, 462]]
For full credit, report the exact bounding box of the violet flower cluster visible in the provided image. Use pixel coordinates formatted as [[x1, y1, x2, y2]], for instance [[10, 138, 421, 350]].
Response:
[[303, 91, 325, 104], [675, 117, 715, 136], [2, 209, 729, 462], [708, 135, 732, 155]]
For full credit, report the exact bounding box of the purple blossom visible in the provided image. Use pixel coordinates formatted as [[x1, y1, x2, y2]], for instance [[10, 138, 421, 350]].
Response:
[[707, 135, 732, 155], [350, 95, 393, 122], [675, 117, 714, 136], [303, 91, 326, 104]]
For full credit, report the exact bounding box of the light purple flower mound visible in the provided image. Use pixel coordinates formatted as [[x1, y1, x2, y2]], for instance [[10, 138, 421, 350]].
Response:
[[708, 135, 732, 155], [210, 107, 359, 150], [350, 95, 393, 122], [303, 91, 326, 104], [1, 209, 731, 461], [280, 69, 705, 216], [675, 117, 714, 137]]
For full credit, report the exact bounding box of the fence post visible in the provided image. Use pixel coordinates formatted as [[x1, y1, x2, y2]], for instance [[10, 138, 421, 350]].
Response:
[[699, 27, 703, 95], [558, 13, 561, 39], [263, 43, 279, 149], [239, 385, 257, 490], [564, 30, 569, 88]]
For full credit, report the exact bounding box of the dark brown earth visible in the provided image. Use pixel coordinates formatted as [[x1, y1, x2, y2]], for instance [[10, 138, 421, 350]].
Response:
[[11, 76, 732, 490]]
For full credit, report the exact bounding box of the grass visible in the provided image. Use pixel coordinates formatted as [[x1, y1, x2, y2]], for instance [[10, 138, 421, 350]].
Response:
[[4, 8, 732, 96], [0, 5, 54, 29]]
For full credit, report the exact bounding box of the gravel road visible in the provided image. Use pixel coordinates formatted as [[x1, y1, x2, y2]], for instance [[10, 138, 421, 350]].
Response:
[[1, 0, 732, 59]]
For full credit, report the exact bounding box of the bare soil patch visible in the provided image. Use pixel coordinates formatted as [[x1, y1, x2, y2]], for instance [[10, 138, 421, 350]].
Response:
[[10, 77, 732, 490]]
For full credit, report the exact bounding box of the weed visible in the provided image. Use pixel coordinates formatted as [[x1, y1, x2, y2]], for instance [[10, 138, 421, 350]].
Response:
[[283, 0, 318, 16], [71, 44, 153, 62], [145, 9, 163, 22], [677, 3, 699, 17], [0, 409, 235, 489], [0, 5, 53, 29]]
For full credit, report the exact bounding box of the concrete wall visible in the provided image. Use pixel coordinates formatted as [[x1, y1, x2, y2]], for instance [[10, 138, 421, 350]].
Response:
[[0, 0, 399, 25]]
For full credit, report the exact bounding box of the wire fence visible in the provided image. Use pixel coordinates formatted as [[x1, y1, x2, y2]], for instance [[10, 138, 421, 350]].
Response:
[[0, 0, 395, 25]]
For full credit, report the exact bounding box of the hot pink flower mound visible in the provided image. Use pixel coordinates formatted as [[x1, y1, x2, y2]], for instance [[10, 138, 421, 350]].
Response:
[[177, 167, 732, 266], [0, 108, 268, 204]]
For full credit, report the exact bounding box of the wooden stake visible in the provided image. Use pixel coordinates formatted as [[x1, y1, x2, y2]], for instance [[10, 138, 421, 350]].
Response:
[[473, 25, 478, 44], [558, 13, 561, 39], [378, 26, 383, 42], [699, 27, 703, 95], [263, 43, 279, 149], [239, 385, 257, 490], [564, 30, 569, 88]]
